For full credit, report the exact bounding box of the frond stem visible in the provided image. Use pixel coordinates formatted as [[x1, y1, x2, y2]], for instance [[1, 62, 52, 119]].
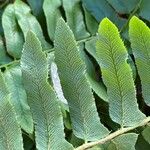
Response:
[[75, 117, 150, 150]]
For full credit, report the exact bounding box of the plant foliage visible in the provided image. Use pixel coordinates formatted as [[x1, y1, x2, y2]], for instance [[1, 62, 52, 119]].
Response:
[[54, 18, 109, 141], [0, 0, 149, 150], [96, 18, 145, 127]]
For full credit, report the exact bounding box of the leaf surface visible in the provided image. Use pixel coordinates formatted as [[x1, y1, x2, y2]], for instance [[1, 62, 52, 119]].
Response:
[[21, 31, 73, 150], [83, 6, 98, 35], [107, 133, 138, 150], [2, 4, 24, 58], [139, 0, 150, 21], [4, 65, 33, 133], [85, 38, 109, 102], [0, 71, 23, 150], [106, 0, 139, 14], [14, 0, 50, 50], [142, 125, 150, 144], [63, 0, 90, 40], [96, 18, 145, 127], [86, 74, 108, 103], [27, 0, 44, 19], [55, 18, 109, 141], [0, 36, 12, 65], [129, 16, 150, 106], [82, 0, 126, 29], [43, 0, 62, 41]]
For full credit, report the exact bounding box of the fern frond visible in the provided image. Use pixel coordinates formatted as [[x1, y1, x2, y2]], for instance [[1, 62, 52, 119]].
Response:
[[96, 18, 145, 127], [62, 0, 90, 40], [14, 0, 50, 50], [43, 0, 61, 41], [54, 18, 109, 141], [86, 74, 108, 103], [4, 66, 33, 134], [21, 31, 73, 150], [2, 4, 24, 58], [129, 16, 150, 106], [0, 72, 23, 150]]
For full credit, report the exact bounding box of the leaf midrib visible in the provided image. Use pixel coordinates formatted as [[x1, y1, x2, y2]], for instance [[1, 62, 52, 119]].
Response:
[[0, 102, 14, 150], [63, 48, 89, 141], [105, 25, 125, 127]]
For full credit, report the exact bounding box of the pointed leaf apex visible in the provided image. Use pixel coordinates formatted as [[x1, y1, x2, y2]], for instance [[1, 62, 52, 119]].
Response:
[[130, 16, 140, 25], [98, 18, 118, 34], [100, 18, 114, 26]]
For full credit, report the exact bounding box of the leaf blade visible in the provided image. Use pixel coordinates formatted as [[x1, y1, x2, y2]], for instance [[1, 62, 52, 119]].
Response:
[[0, 72, 23, 150], [96, 18, 145, 127], [14, 0, 51, 50], [55, 18, 109, 141], [107, 133, 138, 150], [4, 65, 33, 134], [129, 16, 150, 106], [21, 31, 73, 150], [43, 0, 62, 41], [2, 4, 24, 58], [106, 0, 139, 14], [142, 125, 150, 144], [63, 0, 90, 40], [0, 36, 12, 65]]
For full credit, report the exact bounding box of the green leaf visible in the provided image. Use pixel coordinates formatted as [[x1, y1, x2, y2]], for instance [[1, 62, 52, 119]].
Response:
[[78, 42, 95, 78], [21, 31, 73, 150], [85, 37, 98, 61], [83, 6, 98, 35], [0, 36, 12, 65], [86, 74, 108, 102], [27, 0, 44, 19], [139, 0, 150, 21], [14, 0, 51, 50], [85, 37, 136, 80], [4, 65, 33, 134], [55, 18, 109, 141], [85, 38, 109, 102], [88, 146, 104, 150], [0, 71, 23, 150], [129, 16, 150, 106], [96, 18, 145, 127], [142, 125, 150, 144], [106, 0, 139, 14], [62, 0, 90, 40], [0, 9, 4, 35], [79, 42, 108, 102], [136, 134, 150, 150], [2, 4, 24, 58], [43, 0, 62, 41], [82, 0, 126, 29], [107, 133, 138, 150], [27, 0, 48, 42]]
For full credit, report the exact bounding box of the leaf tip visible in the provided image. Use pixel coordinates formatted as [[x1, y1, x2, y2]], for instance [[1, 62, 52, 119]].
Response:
[[129, 16, 139, 25], [98, 17, 118, 34]]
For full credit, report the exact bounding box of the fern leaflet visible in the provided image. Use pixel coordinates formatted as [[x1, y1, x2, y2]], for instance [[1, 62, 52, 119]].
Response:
[[55, 18, 109, 141], [96, 18, 145, 127], [129, 16, 150, 106], [21, 31, 73, 150], [0, 71, 23, 150]]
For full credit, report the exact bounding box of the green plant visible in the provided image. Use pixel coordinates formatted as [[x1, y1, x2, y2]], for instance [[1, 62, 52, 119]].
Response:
[[0, 0, 150, 150]]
